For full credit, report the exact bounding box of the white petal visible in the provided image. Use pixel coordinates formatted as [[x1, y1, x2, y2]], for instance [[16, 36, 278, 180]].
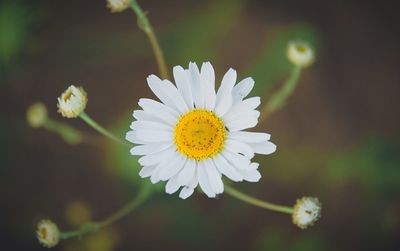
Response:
[[139, 165, 156, 178], [249, 141, 277, 155], [149, 152, 179, 184], [177, 159, 196, 186], [126, 131, 146, 144], [135, 130, 173, 143], [130, 120, 172, 132], [147, 75, 187, 113], [165, 175, 181, 194], [225, 111, 259, 132], [138, 146, 175, 166], [228, 131, 271, 143], [232, 77, 254, 103], [179, 176, 198, 199], [133, 110, 157, 121], [130, 142, 172, 156], [222, 150, 251, 170], [200, 62, 216, 110], [224, 139, 254, 159], [173, 65, 194, 109], [240, 168, 261, 182], [188, 62, 204, 108], [197, 162, 216, 198], [146, 74, 168, 103], [150, 164, 163, 184], [162, 79, 189, 113], [138, 99, 178, 126], [179, 186, 195, 199], [214, 68, 236, 116], [133, 110, 166, 125], [223, 97, 260, 122], [248, 162, 260, 171], [213, 154, 243, 182], [159, 155, 186, 181], [204, 159, 224, 194]]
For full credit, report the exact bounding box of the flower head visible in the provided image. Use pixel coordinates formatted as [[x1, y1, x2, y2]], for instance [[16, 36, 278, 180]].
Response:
[[57, 85, 87, 118], [27, 102, 48, 128], [292, 197, 321, 229], [126, 62, 276, 199], [36, 219, 60, 248], [287, 41, 315, 67], [107, 0, 131, 13]]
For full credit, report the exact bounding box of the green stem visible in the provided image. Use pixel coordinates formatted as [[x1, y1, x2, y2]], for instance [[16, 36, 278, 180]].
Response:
[[225, 184, 293, 214], [130, 0, 169, 79], [60, 186, 151, 240], [259, 65, 302, 122], [97, 186, 151, 228], [43, 118, 82, 145], [79, 112, 127, 146]]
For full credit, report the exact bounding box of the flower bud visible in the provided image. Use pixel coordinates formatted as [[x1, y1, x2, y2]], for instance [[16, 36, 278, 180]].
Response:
[[57, 85, 87, 118], [287, 41, 315, 67], [27, 102, 48, 128], [107, 0, 131, 13], [292, 197, 321, 229], [36, 219, 60, 248]]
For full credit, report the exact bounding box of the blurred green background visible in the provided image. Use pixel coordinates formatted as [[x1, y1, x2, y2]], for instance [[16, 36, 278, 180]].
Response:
[[1, 0, 399, 250]]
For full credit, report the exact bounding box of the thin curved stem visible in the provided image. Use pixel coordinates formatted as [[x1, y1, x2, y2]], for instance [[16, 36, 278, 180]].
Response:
[[259, 65, 302, 122], [97, 186, 151, 228], [79, 112, 129, 146], [225, 184, 293, 214], [59, 186, 151, 240], [43, 118, 83, 145], [130, 0, 169, 79], [41, 117, 118, 148]]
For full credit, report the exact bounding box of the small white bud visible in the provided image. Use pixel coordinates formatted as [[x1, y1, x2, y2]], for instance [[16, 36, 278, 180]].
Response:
[[107, 0, 131, 13], [36, 219, 60, 248], [57, 85, 87, 118], [27, 102, 48, 128], [287, 41, 315, 67], [292, 197, 321, 229]]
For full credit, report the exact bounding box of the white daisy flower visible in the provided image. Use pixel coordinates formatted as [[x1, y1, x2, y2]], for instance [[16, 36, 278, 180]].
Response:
[[126, 62, 276, 199], [292, 197, 321, 229], [57, 85, 87, 118], [36, 219, 60, 248]]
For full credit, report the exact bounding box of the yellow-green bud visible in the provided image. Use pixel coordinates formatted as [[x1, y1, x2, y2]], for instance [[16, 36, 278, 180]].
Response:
[[27, 102, 48, 128], [287, 41, 315, 67], [107, 0, 131, 13]]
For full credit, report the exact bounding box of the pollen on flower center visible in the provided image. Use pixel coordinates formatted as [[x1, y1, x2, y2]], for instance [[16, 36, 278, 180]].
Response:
[[40, 228, 48, 238], [174, 109, 226, 160], [62, 89, 73, 101]]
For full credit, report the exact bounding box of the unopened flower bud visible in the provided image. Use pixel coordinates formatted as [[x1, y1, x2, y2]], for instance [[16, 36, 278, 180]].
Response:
[[36, 219, 60, 248], [107, 0, 131, 13], [57, 85, 87, 118], [287, 41, 315, 67], [27, 102, 48, 128], [292, 197, 321, 229]]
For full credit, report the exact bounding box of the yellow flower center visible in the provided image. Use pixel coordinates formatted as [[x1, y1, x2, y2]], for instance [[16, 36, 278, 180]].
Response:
[[174, 109, 226, 160], [40, 227, 48, 239]]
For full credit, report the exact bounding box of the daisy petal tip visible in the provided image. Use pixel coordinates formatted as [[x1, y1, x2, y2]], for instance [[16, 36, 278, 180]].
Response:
[[227, 67, 237, 75], [270, 143, 277, 153], [179, 187, 194, 199]]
